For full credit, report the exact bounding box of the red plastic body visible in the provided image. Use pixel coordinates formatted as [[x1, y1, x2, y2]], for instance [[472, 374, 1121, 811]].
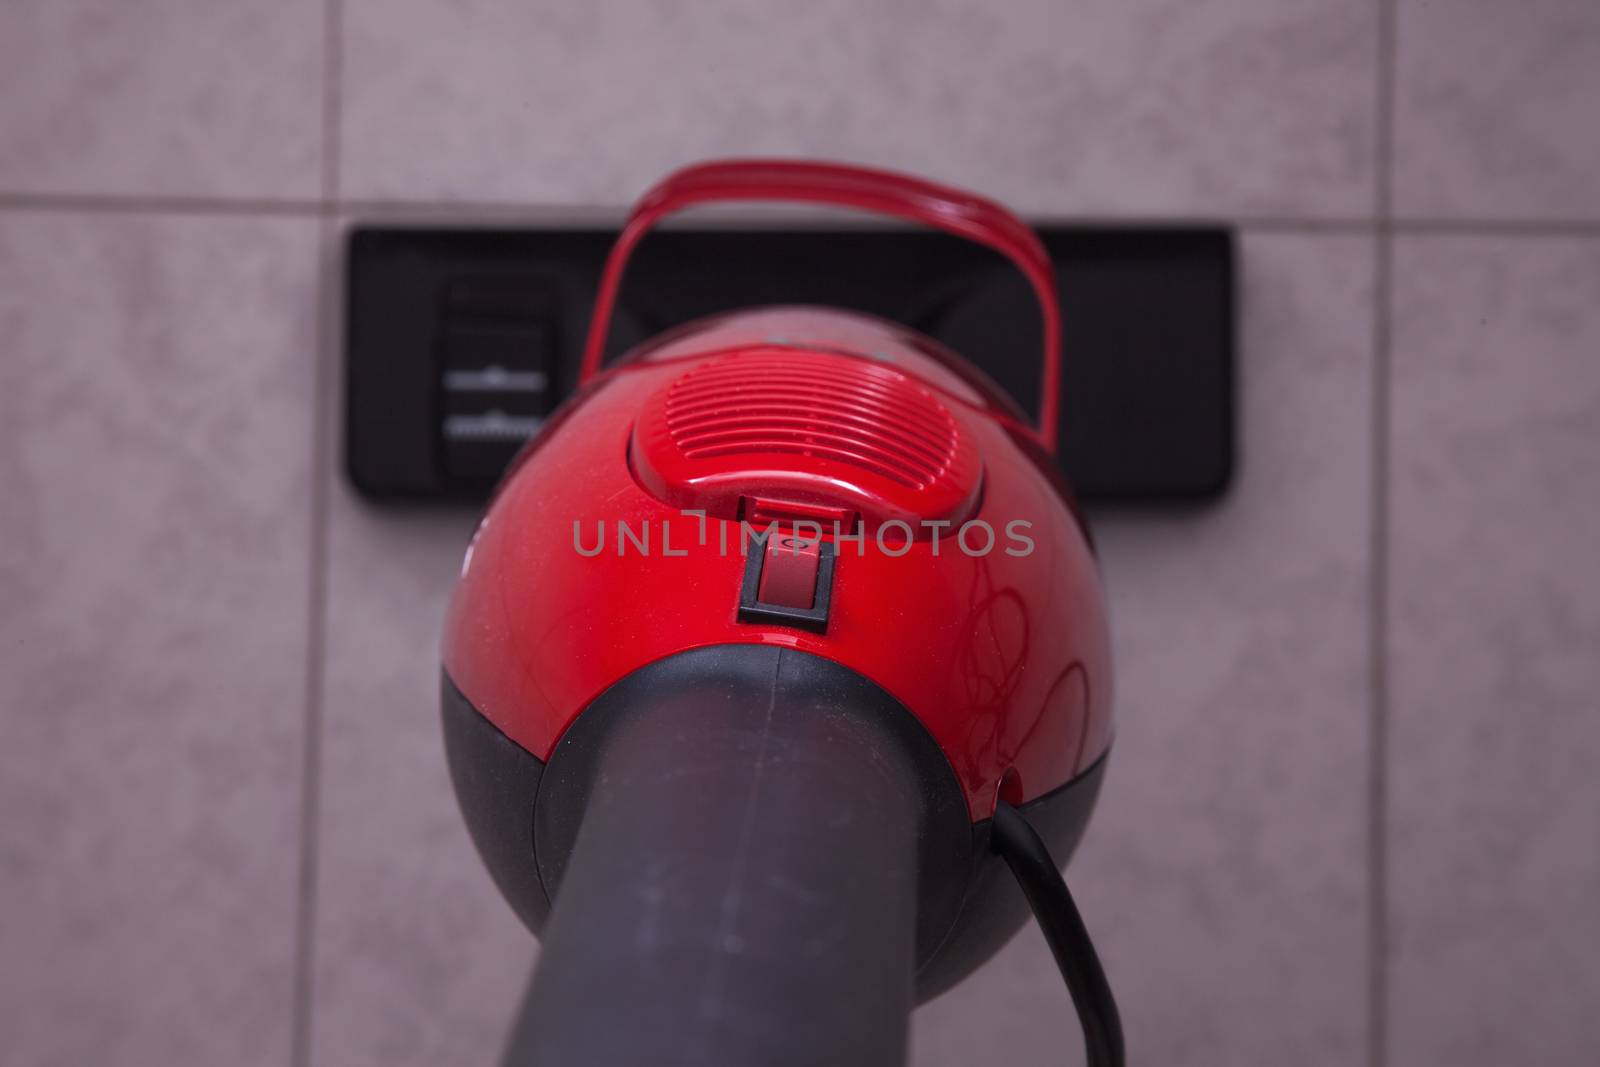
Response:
[[630, 346, 986, 532], [442, 160, 1111, 820], [442, 305, 1112, 819]]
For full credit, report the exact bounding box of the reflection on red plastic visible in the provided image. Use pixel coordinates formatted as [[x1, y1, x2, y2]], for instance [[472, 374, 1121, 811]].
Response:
[[631, 349, 983, 534], [443, 307, 1112, 820], [757, 534, 821, 610]]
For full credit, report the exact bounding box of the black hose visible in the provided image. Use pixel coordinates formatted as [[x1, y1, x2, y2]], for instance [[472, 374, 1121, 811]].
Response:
[[508, 647, 926, 1067], [991, 799, 1125, 1067]]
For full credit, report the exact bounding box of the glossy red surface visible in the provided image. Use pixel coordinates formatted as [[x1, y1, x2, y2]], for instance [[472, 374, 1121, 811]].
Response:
[[442, 307, 1113, 819], [631, 347, 984, 532], [757, 534, 821, 610]]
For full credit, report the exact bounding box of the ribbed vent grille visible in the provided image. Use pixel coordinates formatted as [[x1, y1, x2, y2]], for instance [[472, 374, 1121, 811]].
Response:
[[663, 354, 959, 490]]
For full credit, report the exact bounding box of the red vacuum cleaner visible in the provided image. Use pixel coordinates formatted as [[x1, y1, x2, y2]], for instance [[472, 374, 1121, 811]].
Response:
[[441, 160, 1122, 1066]]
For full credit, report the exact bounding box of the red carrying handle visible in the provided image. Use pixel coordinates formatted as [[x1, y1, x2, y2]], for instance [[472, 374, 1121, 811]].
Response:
[[579, 159, 1063, 453]]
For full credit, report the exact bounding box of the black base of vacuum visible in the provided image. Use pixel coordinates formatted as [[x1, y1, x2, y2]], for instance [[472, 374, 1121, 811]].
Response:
[[357, 225, 1233, 504], [442, 647, 1107, 1002]]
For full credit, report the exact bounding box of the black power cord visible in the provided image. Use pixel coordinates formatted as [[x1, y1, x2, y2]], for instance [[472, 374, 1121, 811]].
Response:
[[992, 800, 1125, 1067]]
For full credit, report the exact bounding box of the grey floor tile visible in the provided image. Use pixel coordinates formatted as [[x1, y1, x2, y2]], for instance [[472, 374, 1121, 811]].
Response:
[[1394, 0, 1600, 219], [0, 213, 319, 1065], [915, 234, 1375, 1065], [308, 484, 531, 1067], [0, 1, 324, 199], [1388, 236, 1600, 1064], [341, 0, 1376, 217]]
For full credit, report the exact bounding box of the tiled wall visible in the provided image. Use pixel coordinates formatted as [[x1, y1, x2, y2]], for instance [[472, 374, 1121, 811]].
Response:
[[2, 3, 1596, 1065]]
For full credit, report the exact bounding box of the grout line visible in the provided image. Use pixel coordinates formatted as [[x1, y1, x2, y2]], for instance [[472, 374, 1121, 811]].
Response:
[[290, 4, 344, 1066], [329, 198, 630, 224], [1236, 217, 1377, 233], [1376, 3, 1398, 224], [0, 192, 321, 216], [289, 216, 337, 1067], [319, 0, 344, 207], [1387, 218, 1600, 236], [3, 189, 1600, 238], [330, 202, 1379, 229], [1367, 209, 1396, 1067], [1367, 1, 1398, 1066]]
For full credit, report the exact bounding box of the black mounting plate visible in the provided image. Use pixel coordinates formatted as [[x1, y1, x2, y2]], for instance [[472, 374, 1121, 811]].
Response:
[[345, 224, 1233, 502]]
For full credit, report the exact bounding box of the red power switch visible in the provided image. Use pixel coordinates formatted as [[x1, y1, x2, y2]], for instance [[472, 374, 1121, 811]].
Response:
[[757, 533, 821, 609]]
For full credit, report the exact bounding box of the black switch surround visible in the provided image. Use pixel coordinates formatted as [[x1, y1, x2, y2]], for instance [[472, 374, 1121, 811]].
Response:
[[737, 537, 837, 633]]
